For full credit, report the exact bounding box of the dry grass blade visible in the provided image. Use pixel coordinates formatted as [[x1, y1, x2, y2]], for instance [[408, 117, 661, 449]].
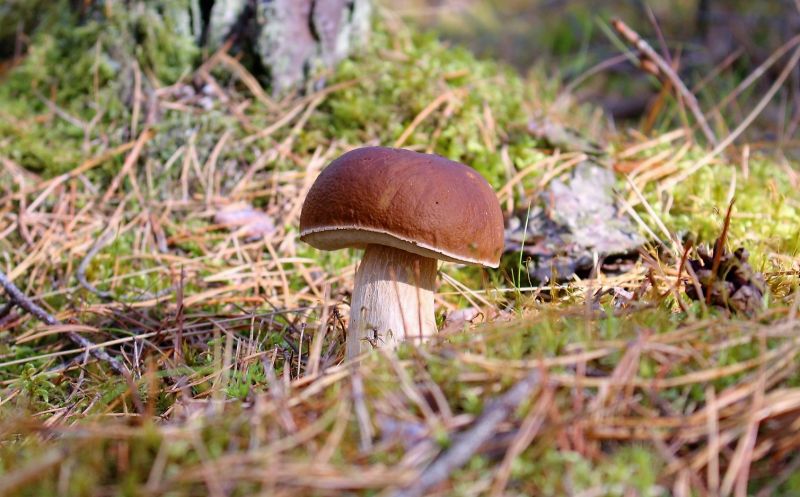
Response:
[[351, 367, 374, 452], [708, 34, 800, 119], [394, 89, 464, 148], [706, 386, 721, 495], [77, 230, 117, 299], [306, 285, 330, 378], [218, 52, 277, 111], [720, 372, 765, 497]]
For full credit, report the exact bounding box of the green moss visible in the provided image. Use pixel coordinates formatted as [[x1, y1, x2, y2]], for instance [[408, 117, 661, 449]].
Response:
[[0, 0, 199, 176], [625, 143, 800, 287], [501, 447, 664, 496]]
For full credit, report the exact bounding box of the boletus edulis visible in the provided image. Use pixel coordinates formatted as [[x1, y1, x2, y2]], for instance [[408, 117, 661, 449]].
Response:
[[299, 147, 503, 359]]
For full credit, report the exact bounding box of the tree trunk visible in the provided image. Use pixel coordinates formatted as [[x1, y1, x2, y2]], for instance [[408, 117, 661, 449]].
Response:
[[207, 0, 371, 92], [1, 0, 371, 93]]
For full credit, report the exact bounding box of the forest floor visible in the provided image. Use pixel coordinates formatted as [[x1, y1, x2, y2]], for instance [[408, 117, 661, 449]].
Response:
[[1, 4, 800, 497]]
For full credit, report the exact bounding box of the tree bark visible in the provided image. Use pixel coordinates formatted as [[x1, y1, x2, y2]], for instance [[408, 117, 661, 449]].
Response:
[[1, 0, 370, 92], [208, 0, 371, 92]]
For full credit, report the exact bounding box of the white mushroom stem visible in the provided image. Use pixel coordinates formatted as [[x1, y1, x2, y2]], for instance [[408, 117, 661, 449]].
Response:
[[347, 244, 437, 358]]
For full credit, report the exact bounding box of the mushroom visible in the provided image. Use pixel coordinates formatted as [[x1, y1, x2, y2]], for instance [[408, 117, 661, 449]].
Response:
[[299, 147, 504, 358]]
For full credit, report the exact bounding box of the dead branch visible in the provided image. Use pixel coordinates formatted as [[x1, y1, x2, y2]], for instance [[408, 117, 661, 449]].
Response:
[[0, 268, 128, 376], [390, 368, 543, 497], [612, 19, 718, 146]]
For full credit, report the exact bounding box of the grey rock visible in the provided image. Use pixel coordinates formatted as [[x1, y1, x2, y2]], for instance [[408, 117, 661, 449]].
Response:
[[505, 161, 644, 283]]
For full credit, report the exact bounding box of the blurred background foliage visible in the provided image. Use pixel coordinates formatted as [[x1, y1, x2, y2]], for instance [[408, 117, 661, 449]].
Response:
[[385, 0, 800, 149]]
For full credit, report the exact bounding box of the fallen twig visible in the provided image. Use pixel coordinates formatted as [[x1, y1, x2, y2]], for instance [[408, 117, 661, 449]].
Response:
[[390, 368, 543, 497], [0, 268, 128, 376], [612, 19, 718, 146]]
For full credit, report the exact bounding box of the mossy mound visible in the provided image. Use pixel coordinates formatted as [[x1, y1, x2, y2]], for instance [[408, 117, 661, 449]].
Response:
[[0, 0, 199, 175]]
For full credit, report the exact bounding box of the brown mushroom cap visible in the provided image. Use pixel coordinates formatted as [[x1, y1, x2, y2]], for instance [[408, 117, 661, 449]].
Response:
[[299, 147, 504, 267]]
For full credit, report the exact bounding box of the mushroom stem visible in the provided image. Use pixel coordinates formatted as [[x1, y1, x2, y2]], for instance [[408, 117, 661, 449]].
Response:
[[347, 243, 437, 358]]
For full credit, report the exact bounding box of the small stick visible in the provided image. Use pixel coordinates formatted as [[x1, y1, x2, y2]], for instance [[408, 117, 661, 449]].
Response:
[[0, 269, 127, 376], [174, 266, 185, 365], [612, 19, 718, 146], [390, 369, 543, 497]]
